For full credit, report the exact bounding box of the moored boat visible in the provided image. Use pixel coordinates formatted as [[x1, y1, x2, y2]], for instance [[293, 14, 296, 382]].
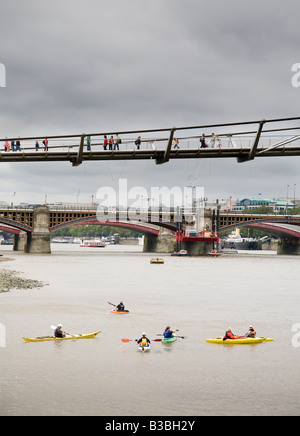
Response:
[[221, 230, 262, 251], [208, 250, 222, 257], [80, 240, 106, 248], [171, 250, 190, 257]]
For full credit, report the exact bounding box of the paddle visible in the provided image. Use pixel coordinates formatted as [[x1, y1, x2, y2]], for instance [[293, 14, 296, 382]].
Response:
[[121, 338, 162, 343], [218, 335, 244, 341], [108, 301, 129, 312], [156, 334, 187, 339]]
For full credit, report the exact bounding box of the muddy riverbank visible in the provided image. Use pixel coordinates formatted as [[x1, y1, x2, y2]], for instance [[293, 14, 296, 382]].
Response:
[[0, 263, 45, 293]]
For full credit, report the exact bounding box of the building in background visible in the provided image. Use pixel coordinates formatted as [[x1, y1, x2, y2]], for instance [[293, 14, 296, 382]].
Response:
[[232, 198, 295, 213]]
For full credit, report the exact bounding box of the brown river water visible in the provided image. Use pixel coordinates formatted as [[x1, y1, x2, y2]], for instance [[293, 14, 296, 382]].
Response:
[[0, 244, 299, 416]]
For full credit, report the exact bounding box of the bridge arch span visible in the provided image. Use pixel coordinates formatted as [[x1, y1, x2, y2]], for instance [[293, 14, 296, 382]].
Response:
[[50, 215, 160, 235], [247, 223, 300, 239], [220, 219, 300, 239], [0, 225, 20, 234], [0, 217, 32, 233]]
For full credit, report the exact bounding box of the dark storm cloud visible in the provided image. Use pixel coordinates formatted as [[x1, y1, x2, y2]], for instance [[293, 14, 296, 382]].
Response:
[[0, 0, 300, 204]]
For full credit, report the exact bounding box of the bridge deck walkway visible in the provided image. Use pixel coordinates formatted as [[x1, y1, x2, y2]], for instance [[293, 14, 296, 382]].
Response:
[[1, 146, 300, 166]]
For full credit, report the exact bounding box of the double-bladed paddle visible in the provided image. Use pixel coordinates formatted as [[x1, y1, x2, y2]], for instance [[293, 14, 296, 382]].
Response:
[[121, 338, 162, 343]]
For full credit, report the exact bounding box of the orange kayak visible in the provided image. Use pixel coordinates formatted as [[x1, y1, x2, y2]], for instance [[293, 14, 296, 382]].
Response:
[[110, 309, 129, 314]]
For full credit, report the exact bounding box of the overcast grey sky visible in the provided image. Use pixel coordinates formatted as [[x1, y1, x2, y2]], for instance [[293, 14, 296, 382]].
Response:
[[0, 0, 299, 205]]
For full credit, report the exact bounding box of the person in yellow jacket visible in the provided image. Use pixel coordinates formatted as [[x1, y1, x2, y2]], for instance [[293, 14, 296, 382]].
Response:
[[172, 138, 179, 149], [136, 332, 151, 347]]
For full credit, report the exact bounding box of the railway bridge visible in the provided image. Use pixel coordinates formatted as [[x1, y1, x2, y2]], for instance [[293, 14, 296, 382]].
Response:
[[0, 205, 213, 254], [1, 206, 300, 255]]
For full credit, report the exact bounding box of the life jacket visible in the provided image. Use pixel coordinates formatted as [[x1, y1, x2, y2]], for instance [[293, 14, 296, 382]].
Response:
[[224, 331, 235, 339], [247, 329, 256, 337], [140, 337, 148, 347], [54, 328, 64, 338]]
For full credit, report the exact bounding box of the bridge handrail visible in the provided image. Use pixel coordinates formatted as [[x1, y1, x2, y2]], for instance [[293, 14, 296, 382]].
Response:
[[1, 116, 300, 153], [2, 115, 300, 142], [1, 133, 300, 151], [220, 211, 300, 217]]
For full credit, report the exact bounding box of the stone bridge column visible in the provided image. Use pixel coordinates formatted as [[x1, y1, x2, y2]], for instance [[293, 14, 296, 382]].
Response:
[[143, 228, 175, 253], [13, 231, 28, 251], [26, 206, 51, 254], [277, 238, 300, 255]]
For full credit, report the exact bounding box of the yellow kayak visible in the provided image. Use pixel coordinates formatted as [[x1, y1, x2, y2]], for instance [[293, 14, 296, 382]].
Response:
[[23, 330, 101, 343], [150, 258, 164, 264], [206, 337, 273, 345]]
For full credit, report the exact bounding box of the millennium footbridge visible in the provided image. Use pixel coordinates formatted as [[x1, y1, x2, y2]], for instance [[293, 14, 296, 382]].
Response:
[[1, 116, 300, 166]]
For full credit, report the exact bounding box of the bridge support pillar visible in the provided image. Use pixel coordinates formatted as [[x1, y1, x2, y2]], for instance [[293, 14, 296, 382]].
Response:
[[143, 229, 175, 253], [13, 231, 28, 251], [277, 238, 300, 255], [181, 240, 214, 256], [25, 206, 51, 254]]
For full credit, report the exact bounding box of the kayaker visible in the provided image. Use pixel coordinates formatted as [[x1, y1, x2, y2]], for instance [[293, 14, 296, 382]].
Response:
[[136, 333, 151, 347], [54, 324, 67, 338], [116, 301, 125, 312], [246, 325, 256, 338], [223, 327, 237, 340], [163, 326, 178, 339]]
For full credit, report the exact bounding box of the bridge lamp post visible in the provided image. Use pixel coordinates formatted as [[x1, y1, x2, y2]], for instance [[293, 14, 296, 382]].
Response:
[[286, 184, 290, 215]]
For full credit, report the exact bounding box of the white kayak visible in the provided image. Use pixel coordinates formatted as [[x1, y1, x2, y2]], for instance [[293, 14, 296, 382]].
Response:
[[138, 344, 151, 352]]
